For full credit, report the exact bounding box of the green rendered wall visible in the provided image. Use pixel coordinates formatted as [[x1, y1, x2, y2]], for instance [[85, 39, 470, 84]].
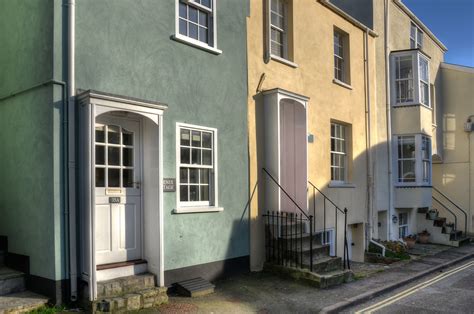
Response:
[[0, 0, 66, 281], [74, 0, 249, 270]]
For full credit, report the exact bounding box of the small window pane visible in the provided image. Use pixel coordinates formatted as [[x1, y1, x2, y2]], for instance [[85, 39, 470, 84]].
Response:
[[200, 185, 209, 201], [108, 125, 120, 144], [199, 27, 208, 43], [191, 148, 201, 164], [180, 185, 189, 201], [192, 131, 201, 147], [202, 133, 212, 148], [189, 6, 198, 23], [108, 169, 120, 187], [199, 11, 208, 27], [123, 130, 133, 146], [201, 0, 211, 8], [181, 148, 190, 164], [181, 129, 191, 146], [179, 18, 187, 36], [123, 148, 133, 167], [189, 168, 199, 183], [179, 2, 187, 18], [189, 23, 198, 40], [202, 150, 212, 165], [96, 146, 105, 165], [190, 185, 199, 201], [180, 168, 188, 183], [95, 125, 105, 143], [200, 169, 209, 184], [123, 169, 134, 187], [108, 147, 120, 166], [96, 168, 105, 187]]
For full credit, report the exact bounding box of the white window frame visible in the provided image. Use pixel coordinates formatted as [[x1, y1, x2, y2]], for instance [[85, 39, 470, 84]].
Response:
[[330, 123, 348, 184], [266, 0, 298, 68], [395, 134, 432, 186], [419, 57, 430, 107], [398, 212, 409, 238], [390, 51, 430, 108], [334, 31, 345, 82], [175, 122, 222, 213], [173, 0, 222, 55], [410, 22, 423, 49], [421, 136, 431, 183]]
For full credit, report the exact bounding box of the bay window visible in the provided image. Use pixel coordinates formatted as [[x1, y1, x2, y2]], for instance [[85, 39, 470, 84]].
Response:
[[396, 134, 432, 185], [391, 50, 430, 107]]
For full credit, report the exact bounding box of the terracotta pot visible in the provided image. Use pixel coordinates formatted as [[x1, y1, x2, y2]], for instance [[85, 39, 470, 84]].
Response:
[[404, 238, 416, 249], [418, 233, 430, 244]]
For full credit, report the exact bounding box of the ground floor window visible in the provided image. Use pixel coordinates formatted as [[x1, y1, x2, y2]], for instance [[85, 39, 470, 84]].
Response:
[[177, 123, 217, 207], [396, 134, 432, 185], [398, 212, 409, 238]]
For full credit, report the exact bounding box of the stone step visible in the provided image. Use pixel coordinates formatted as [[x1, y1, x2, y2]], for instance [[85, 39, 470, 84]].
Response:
[[317, 269, 354, 288], [0, 290, 48, 313], [0, 251, 5, 267], [175, 277, 215, 297], [302, 256, 343, 274], [97, 273, 156, 299], [0, 267, 25, 296], [285, 243, 330, 257], [94, 286, 167, 313]]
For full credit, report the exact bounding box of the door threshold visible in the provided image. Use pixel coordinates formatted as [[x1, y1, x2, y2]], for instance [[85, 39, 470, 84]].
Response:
[[97, 259, 147, 271]]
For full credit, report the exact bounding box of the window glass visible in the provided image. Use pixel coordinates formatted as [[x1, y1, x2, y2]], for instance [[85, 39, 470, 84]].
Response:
[[178, 0, 213, 45], [330, 123, 347, 182], [395, 56, 414, 103], [270, 0, 286, 58], [334, 31, 344, 81], [398, 136, 416, 182], [419, 57, 430, 106], [179, 126, 215, 206]]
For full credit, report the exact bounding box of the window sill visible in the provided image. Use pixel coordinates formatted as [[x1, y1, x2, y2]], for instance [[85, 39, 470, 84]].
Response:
[[392, 103, 432, 110], [328, 182, 356, 188], [395, 184, 432, 188], [171, 34, 222, 55], [173, 206, 224, 214], [332, 79, 353, 90], [269, 54, 298, 68]]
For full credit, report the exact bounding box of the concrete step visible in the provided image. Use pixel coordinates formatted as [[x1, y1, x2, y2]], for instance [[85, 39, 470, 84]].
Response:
[[175, 277, 215, 297], [0, 290, 48, 314], [0, 267, 25, 296], [97, 273, 156, 299], [317, 269, 354, 288], [94, 286, 167, 313]]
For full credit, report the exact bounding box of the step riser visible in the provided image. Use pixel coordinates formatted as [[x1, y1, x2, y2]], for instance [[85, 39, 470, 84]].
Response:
[[97, 274, 155, 299], [93, 287, 167, 313], [303, 258, 342, 273], [0, 276, 25, 296]]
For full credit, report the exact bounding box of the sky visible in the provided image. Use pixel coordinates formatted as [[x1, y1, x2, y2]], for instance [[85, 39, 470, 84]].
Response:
[[403, 0, 474, 67]]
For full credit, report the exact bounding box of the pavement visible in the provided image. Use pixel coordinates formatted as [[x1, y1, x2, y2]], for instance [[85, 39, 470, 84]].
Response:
[[142, 243, 474, 313]]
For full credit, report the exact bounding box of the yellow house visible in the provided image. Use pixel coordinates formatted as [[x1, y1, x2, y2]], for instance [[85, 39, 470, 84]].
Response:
[[247, 0, 377, 274]]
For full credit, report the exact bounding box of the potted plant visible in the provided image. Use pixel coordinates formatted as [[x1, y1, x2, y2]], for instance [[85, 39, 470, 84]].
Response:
[[444, 222, 455, 234], [418, 229, 430, 244], [403, 234, 417, 249], [428, 209, 438, 220]]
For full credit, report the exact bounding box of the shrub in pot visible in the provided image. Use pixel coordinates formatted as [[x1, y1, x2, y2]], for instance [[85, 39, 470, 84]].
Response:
[[403, 235, 417, 249], [444, 222, 454, 234], [418, 229, 430, 244], [428, 209, 438, 220]]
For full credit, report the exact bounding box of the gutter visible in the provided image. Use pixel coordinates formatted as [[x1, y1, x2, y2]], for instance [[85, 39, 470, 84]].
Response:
[[67, 0, 78, 301], [318, 0, 378, 37], [384, 0, 395, 241], [392, 0, 448, 52]]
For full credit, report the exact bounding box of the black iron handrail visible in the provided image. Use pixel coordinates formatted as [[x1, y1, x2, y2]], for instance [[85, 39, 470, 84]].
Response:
[[432, 196, 458, 231], [262, 168, 310, 219], [308, 180, 350, 270], [432, 186, 467, 233]]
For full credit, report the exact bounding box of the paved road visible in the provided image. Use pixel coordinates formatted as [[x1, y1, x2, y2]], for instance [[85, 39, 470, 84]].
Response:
[[346, 258, 474, 313]]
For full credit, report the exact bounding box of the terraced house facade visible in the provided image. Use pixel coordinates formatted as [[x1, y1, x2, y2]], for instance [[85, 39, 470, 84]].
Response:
[[0, 0, 472, 311]]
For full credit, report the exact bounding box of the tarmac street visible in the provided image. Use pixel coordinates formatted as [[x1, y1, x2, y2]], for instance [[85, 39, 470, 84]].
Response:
[[349, 259, 474, 314]]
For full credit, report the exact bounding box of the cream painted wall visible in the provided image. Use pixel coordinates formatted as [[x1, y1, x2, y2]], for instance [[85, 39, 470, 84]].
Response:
[[247, 0, 377, 269], [433, 64, 474, 234]]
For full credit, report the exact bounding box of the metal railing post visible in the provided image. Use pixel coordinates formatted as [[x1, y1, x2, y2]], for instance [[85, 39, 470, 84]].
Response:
[[310, 215, 314, 272]]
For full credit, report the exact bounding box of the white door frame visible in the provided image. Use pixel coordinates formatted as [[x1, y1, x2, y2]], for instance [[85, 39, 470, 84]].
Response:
[[77, 91, 167, 300]]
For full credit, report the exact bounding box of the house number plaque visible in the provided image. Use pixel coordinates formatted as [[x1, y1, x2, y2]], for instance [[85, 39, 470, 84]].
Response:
[[109, 197, 121, 204], [163, 178, 176, 192]]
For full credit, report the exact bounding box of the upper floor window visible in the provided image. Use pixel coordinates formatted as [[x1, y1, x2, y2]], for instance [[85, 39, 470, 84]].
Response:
[[396, 134, 431, 185], [391, 50, 430, 107], [410, 22, 423, 49], [333, 28, 351, 85], [175, 0, 221, 54], [177, 123, 218, 208], [330, 123, 347, 183], [266, 0, 295, 67]]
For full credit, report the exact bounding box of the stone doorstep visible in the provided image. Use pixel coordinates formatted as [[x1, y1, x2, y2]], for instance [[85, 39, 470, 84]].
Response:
[[94, 287, 168, 313], [264, 263, 353, 289], [0, 291, 48, 314], [97, 273, 156, 299], [0, 268, 25, 296]]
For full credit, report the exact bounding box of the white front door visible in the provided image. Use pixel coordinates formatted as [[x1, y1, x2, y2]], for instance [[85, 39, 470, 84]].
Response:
[[94, 114, 142, 265]]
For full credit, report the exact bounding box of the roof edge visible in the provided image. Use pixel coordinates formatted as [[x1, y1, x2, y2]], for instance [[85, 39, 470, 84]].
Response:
[[441, 62, 474, 74], [393, 0, 448, 52], [317, 0, 378, 37]]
